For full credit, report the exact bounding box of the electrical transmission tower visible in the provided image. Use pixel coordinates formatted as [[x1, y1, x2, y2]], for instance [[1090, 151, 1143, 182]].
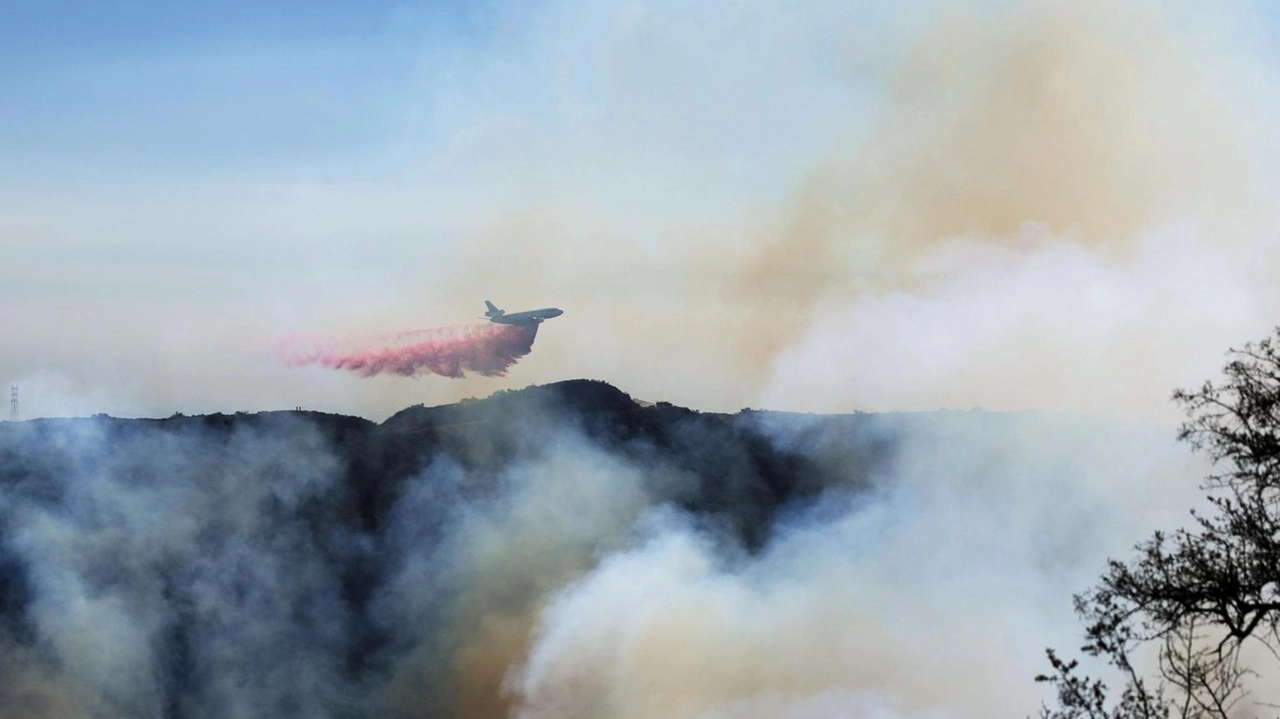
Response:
[[9, 385, 17, 422]]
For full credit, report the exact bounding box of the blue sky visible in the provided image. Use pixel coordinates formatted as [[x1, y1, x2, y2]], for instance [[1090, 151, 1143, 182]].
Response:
[[6, 0, 1280, 175], [0, 0, 501, 173]]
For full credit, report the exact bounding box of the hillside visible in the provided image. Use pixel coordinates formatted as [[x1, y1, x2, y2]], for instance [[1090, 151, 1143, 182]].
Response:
[[0, 380, 1187, 719]]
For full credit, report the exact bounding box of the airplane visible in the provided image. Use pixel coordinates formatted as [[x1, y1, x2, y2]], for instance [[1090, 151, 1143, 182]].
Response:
[[484, 301, 564, 325]]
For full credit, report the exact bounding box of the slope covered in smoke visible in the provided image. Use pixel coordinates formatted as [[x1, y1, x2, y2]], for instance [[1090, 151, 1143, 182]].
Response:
[[0, 380, 1205, 718]]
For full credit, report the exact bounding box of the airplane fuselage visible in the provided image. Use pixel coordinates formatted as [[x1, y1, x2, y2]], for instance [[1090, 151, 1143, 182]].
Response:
[[484, 302, 563, 325]]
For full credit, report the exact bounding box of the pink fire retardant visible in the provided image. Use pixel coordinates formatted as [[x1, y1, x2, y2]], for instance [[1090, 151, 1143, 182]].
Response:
[[280, 323, 539, 378]]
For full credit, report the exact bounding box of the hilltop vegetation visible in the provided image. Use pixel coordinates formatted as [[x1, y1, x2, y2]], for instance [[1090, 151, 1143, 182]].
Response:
[[0, 379, 1190, 718]]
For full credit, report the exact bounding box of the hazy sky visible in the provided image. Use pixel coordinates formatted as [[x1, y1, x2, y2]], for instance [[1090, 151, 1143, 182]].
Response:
[[5, 0, 1280, 420]]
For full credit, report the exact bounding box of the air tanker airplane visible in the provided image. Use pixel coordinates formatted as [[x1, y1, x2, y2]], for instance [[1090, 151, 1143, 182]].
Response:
[[484, 301, 564, 325]]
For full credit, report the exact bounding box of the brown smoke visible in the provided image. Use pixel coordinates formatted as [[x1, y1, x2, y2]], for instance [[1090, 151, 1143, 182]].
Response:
[[735, 0, 1269, 374], [0, 639, 81, 719]]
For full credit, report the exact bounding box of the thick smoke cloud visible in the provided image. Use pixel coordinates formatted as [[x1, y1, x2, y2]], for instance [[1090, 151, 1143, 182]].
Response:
[[0, 390, 1230, 719], [734, 0, 1280, 417], [280, 323, 538, 379], [0, 415, 363, 718], [504, 414, 1215, 719], [372, 427, 659, 718]]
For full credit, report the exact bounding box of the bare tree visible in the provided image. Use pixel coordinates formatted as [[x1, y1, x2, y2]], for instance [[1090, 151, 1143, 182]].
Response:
[[1038, 330, 1280, 719]]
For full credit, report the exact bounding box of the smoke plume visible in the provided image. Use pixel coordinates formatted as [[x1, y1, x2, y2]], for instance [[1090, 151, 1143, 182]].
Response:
[[280, 323, 539, 379], [0, 388, 1218, 718]]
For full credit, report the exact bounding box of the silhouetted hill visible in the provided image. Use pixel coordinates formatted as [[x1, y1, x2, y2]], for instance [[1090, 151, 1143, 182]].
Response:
[[360, 380, 898, 545], [0, 379, 1158, 718]]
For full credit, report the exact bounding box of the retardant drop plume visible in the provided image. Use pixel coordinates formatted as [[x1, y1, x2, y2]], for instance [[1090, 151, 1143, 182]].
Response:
[[279, 323, 539, 379]]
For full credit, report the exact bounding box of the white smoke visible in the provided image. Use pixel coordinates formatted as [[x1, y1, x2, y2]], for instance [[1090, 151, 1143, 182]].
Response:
[[763, 224, 1272, 420], [500, 414, 1207, 719]]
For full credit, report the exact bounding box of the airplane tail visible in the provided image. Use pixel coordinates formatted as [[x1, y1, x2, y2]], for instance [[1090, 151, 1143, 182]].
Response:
[[484, 301, 504, 318]]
